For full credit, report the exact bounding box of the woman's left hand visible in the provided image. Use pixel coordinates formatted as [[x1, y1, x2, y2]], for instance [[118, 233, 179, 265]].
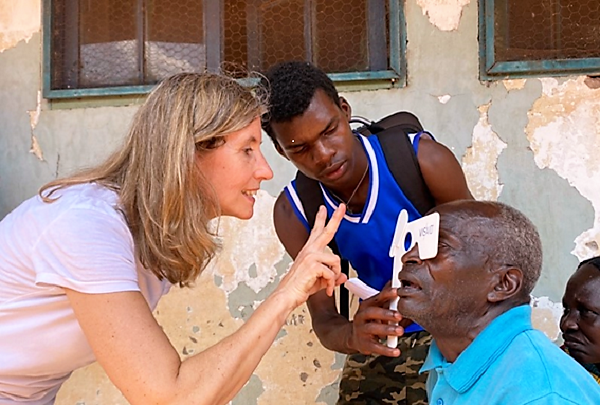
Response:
[[275, 204, 347, 308]]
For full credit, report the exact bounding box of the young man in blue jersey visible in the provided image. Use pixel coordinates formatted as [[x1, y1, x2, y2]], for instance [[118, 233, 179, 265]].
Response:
[[399, 200, 600, 404], [262, 60, 472, 404]]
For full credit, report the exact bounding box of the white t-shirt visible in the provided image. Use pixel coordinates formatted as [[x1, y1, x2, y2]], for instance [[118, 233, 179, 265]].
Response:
[[0, 183, 171, 404]]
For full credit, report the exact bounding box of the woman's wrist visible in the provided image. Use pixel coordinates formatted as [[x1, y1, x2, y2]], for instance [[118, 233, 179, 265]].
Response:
[[265, 289, 298, 320]]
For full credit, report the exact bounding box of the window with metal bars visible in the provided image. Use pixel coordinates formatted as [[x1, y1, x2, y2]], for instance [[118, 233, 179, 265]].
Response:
[[43, 0, 406, 99], [479, 0, 600, 79]]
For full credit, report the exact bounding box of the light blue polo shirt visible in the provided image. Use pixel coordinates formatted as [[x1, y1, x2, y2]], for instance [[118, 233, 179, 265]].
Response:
[[422, 305, 600, 405]]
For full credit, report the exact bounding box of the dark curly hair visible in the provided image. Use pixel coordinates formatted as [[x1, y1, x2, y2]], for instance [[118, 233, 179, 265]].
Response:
[[261, 61, 341, 144], [578, 255, 600, 271]]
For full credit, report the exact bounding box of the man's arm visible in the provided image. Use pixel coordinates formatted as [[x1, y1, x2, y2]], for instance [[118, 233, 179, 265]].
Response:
[[417, 138, 474, 204], [273, 193, 403, 356]]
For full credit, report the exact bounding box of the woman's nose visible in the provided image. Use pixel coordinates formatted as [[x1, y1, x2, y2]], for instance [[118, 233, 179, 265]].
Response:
[[256, 150, 273, 181]]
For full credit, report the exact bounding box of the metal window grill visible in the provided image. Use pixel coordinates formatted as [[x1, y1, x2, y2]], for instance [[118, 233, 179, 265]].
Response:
[[49, 0, 392, 91], [494, 0, 600, 62]]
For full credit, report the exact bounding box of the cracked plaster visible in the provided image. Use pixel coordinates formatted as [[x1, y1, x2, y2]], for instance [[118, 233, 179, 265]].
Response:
[[416, 0, 470, 31], [531, 296, 563, 342], [503, 79, 527, 92], [28, 90, 43, 160], [0, 0, 40, 52], [526, 77, 600, 260], [209, 191, 285, 294], [462, 103, 506, 201]]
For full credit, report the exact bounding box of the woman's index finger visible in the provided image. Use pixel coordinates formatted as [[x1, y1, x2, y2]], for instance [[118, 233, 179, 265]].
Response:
[[308, 204, 345, 250]]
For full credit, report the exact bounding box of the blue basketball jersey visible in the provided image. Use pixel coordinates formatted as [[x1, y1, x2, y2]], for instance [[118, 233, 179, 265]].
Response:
[[285, 133, 425, 291]]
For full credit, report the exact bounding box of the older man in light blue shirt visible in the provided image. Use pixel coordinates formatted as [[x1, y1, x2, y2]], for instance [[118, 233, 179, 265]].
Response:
[[397, 200, 600, 405]]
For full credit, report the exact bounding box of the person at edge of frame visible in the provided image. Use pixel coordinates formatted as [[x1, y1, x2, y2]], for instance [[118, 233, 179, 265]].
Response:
[[560, 256, 600, 384]]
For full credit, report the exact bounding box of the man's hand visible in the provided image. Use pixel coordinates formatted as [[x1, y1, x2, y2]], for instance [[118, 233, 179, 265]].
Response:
[[347, 286, 404, 357]]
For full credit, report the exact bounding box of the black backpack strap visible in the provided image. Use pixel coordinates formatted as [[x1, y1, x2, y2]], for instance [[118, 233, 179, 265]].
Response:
[[354, 111, 435, 215], [294, 171, 323, 230], [294, 171, 351, 319], [377, 128, 435, 215], [353, 111, 423, 137], [339, 259, 350, 319], [371, 111, 423, 134]]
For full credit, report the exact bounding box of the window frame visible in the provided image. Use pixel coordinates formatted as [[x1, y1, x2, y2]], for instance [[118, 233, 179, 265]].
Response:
[[479, 0, 600, 80], [42, 0, 407, 99]]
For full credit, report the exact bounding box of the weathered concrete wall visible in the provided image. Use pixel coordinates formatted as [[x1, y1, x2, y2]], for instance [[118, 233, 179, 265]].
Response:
[[1, 0, 599, 403]]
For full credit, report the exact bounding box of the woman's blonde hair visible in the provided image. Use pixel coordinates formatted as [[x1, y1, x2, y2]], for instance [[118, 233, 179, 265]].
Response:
[[40, 72, 267, 286]]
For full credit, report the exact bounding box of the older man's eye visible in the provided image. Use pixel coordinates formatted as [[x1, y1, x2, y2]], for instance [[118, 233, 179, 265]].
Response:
[[580, 307, 599, 318]]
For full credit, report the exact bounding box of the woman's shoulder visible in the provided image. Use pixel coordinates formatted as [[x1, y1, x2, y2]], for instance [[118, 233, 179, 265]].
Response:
[[40, 182, 122, 218], [46, 182, 118, 205], [1, 183, 127, 241]]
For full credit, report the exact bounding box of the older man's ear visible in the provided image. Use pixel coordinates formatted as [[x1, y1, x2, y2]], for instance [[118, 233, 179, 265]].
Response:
[[487, 267, 523, 303]]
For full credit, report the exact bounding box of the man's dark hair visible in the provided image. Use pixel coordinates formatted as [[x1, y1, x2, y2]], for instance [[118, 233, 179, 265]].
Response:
[[261, 61, 341, 143], [578, 255, 600, 271]]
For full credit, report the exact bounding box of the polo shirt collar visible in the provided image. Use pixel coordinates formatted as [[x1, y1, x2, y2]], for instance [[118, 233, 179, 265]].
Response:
[[421, 305, 532, 393]]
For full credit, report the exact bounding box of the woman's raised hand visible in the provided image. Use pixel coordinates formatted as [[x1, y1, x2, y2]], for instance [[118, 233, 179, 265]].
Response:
[[275, 204, 347, 308]]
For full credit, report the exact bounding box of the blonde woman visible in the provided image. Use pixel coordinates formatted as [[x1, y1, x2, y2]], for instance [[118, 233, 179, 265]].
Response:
[[0, 73, 346, 405]]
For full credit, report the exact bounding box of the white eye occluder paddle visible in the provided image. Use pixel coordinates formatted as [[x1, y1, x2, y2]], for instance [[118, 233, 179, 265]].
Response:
[[387, 210, 440, 348]]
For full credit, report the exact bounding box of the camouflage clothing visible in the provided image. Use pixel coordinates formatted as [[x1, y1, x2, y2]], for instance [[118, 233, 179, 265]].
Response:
[[337, 331, 432, 405]]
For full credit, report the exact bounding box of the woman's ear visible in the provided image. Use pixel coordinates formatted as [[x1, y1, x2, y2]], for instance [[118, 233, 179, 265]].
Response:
[[487, 267, 523, 303], [339, 97, 352, 121]]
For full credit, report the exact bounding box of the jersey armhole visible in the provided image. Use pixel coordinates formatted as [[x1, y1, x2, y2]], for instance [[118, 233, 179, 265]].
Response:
[[410, 131, 436, 155], [284, 185, 311, 233]]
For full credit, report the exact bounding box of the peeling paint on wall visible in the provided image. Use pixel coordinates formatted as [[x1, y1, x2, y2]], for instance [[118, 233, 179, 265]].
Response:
[[210, 191, 285, 294], [254, 305, 341, 405], [416, 0, 470, 31], [531, 296, 563, 342], [437, 94, 451, 104], [28, 90, 43, 161], [29, 136, 43, 161], [0, 0, 40, 52], [584, 76, 600, 90], [526, 76, 600, 260], [233, 375, 264, 405], [462, 103, 507, 200], [503, 79, 527, 92]]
